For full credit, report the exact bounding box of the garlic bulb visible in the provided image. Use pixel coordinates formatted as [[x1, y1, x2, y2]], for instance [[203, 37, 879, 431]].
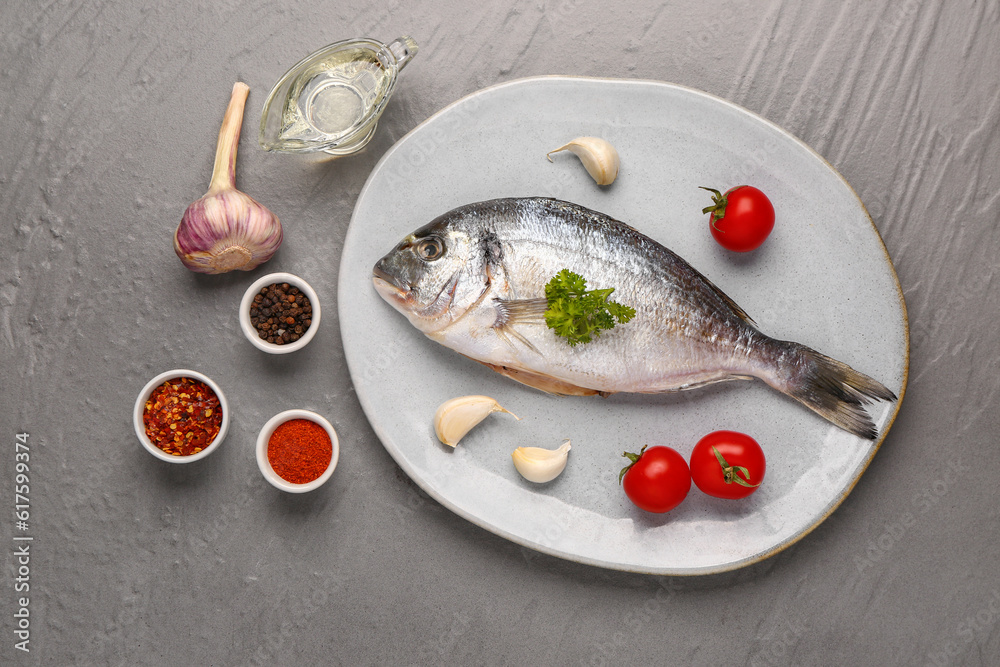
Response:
[[547, 137, 619, 186], [434, 395, 518, 447], [512, 440, 572, 483], [174, 82, 283, 274]]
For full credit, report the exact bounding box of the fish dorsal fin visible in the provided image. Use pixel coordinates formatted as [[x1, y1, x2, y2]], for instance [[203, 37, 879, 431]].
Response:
[[698, 274, 757, 327]]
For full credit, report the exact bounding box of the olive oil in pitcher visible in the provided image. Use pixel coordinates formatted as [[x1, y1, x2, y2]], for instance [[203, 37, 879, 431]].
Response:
[[260, 36, 418, 155]]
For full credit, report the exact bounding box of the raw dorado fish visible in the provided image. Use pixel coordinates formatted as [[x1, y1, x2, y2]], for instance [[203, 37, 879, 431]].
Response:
[[372, 197, 895, 439]]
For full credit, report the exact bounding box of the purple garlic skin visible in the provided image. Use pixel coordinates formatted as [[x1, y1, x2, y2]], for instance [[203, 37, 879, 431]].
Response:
[[174, 82, 283, 274], [174, 189, 282, 274]]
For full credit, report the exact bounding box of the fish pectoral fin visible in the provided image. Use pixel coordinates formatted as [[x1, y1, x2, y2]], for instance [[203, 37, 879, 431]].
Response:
[[494, 297, 549, 325], [493, 325, 541, 355], [492, 297, 549, 355], [471, 359, 610, 397]]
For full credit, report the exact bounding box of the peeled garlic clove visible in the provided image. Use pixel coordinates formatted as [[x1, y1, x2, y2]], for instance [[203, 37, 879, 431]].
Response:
[[174, 82, 283, 274], [547, 137, 619, 185], [512, 440, 572, 483], [434, 395, 518, 447]]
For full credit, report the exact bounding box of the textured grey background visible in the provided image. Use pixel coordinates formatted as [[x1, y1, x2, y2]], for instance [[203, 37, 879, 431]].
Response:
[[1, 1, 998, 665]]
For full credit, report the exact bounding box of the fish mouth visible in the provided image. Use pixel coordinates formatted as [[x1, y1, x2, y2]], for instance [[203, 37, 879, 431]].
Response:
[[372, 263, 398, 288], [372, 263, 411, 303]]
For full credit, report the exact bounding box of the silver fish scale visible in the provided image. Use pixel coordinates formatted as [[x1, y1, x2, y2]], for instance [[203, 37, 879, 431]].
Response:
[[375, 197, 894, 438], [445, 198, 771, 392]]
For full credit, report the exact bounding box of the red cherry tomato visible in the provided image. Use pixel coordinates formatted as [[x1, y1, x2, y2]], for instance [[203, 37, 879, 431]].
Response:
[[619, 446, 691, 513], [701, 185, 775, 252], [689, 431, 765, 499]]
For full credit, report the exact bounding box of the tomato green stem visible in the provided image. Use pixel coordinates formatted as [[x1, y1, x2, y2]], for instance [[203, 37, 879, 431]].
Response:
[[700, 185, 749, 233], [699, 186, 728, 230], [712, 446, 760, 488], [699, 186, 723, 208], [619, 445, 648, 484]]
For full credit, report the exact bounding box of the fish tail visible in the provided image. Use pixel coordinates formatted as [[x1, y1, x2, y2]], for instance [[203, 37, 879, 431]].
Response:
[[770, 342, 896, 440]]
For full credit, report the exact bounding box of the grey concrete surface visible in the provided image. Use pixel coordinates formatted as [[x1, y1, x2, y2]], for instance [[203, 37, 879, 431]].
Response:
[[2, 1, 998, 665]]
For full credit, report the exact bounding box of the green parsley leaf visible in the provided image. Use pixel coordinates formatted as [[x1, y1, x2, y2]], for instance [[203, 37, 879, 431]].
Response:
[[543, 269, 636, 346]]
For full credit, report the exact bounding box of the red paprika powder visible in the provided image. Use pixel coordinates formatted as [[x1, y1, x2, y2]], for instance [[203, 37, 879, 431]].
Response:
[[267, 419, 332, 484]]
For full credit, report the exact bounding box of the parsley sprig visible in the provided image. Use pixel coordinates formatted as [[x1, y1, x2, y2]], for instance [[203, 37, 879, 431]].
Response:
[[544, 269, 636, 346]]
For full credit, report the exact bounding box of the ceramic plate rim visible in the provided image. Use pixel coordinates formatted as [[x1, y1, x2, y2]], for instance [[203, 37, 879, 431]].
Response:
[[339, 75, 909, 575]]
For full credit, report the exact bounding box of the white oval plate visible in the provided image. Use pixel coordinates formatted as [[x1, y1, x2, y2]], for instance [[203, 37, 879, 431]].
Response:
[[338, 76, 908, 575]]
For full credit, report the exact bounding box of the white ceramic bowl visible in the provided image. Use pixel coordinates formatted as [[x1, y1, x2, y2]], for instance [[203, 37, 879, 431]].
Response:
[[133, 369, 229, 463], [256, 409, 340, 493], [239, 272, 321, 354]]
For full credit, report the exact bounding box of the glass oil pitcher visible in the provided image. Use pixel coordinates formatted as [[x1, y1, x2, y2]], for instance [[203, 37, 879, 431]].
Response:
[[259, 36, 418, 156]]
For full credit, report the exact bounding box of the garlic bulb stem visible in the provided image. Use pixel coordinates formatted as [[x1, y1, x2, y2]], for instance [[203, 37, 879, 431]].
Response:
[[208, 82, 250, 195], [173, 82, 283, 274]]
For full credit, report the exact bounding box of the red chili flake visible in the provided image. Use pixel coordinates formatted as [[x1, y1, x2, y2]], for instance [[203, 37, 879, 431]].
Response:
[[143, 377, 222, 456], [267, 419, 332, 484]]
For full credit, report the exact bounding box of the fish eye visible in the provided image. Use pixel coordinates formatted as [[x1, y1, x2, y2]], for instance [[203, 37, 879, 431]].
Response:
[[415, 237, 445, 261]]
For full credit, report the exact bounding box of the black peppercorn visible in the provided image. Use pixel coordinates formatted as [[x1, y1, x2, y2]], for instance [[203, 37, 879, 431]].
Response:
[[249, 282, 313, 345]]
